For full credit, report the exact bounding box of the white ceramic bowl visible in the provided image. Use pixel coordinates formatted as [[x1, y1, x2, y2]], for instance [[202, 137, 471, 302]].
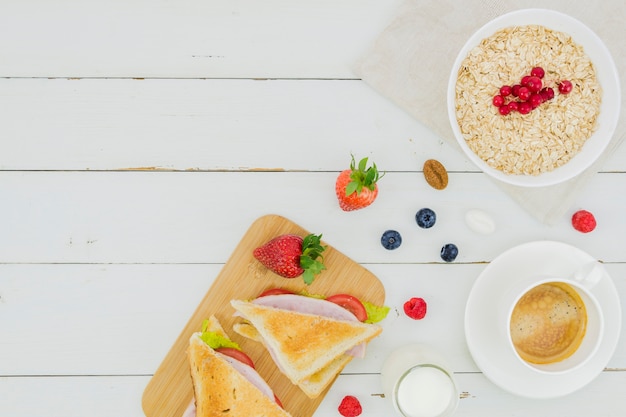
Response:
[[447, 9, 620, 187]]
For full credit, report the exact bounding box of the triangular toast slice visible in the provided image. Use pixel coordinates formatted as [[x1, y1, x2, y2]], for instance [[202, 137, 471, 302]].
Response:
[[233, 322, 353, 398], [188, 317, 291, 417], [230, 299, 382, 387]]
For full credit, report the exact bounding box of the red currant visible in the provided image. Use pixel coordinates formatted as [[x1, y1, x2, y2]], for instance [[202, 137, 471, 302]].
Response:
[[499, 104, 511, 115], [540, 87, 555, 101], [518, 86, 531, 101], [492, 66, 569, 116], [529, 93, 543, 109], [530, 66, 545, 79], [521, 75, 531, 86], [558, 80, 573, 94], [526, 76, 542, 93], [518, 102, 532, 115]]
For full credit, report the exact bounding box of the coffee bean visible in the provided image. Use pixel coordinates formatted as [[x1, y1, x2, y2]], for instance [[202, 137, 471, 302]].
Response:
[[423, 159, 448, 190]]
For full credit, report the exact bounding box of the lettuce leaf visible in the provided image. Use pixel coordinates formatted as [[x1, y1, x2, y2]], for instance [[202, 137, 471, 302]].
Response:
[[199, 320, 240, 350], [363, 301, 390, 324], [297, 290, 326, 299]]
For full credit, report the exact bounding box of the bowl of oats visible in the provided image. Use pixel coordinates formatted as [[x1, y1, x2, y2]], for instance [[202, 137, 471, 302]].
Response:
[[447, 9, 620, 187]]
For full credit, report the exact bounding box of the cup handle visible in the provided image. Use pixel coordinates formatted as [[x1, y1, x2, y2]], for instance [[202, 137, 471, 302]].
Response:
[[573, 261, 606, 289]]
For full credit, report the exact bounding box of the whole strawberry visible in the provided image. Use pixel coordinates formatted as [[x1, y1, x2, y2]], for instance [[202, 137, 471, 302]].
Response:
[[253, 233, 326, 285], [335, 155, 382, 211]]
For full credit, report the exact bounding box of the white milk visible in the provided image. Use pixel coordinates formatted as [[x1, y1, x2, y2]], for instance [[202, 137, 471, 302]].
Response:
[[396, 366, 455, 417], [381, 345, 458, 417]]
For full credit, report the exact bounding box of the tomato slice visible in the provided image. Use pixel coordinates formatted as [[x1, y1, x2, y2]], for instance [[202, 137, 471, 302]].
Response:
[[258, 288, 295, 297], [325, 294, 368, 322], [274, 394, 284, 408], [215, 347, 256, 369]]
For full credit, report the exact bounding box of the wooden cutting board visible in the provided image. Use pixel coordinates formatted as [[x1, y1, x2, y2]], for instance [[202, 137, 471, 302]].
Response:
[[142, 214, 386, 417]]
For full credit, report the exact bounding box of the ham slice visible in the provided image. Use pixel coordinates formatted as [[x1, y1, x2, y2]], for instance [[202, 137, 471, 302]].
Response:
[[217, 352, 275, 400], [253, 294, 358, 320]]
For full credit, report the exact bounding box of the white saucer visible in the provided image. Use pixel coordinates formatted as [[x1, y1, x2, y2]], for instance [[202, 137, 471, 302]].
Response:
[[464, 240, 621, 398]]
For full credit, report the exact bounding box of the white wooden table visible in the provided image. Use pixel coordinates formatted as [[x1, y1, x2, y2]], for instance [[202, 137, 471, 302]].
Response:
[[1, 1, 624, 416]]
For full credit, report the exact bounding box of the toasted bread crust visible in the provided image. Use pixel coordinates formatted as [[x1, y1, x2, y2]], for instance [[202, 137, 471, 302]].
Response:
[[188, 328, 291, 416], [231, 300, 382, 386], [233, 321, 353, 398], [297, 354, 353, 398]]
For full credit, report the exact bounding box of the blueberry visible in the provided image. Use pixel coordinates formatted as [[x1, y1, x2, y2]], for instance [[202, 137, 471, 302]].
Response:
[[381, 230, 402, 250], [440, 243, 458, 262], [415, 208, 436, 229]]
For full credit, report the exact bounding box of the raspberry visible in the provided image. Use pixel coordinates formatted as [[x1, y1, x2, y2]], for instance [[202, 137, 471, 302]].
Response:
[[338, 395, 362, 417], [404, 297, 427, 320], [572, 210, 596, 233]]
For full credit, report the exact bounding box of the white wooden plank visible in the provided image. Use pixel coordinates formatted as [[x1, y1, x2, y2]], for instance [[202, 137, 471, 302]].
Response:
[[1, 264, 623, 376], [2, 77, 623, 172], [0, 77, 471, 172], [0, 375, 149, 417], [1, 372, 625, 417], [319, 372, 626, 417], [0, 171, 624, 264], [0, 0, 402, 79], [0, 264, 213, 376]]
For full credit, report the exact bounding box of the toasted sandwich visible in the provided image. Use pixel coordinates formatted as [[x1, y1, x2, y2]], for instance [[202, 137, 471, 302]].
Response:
[[230, 290, 387, 398], [186, 315, 291, 417], [232, 320, 353, 398]]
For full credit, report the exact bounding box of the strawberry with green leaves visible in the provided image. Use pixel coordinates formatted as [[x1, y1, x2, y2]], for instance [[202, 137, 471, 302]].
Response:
[[253, 233, 326, 285], [335, 155, 382, 211]]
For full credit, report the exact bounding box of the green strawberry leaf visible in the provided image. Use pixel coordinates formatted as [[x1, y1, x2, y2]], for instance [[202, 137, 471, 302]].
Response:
[[345, 180, 360, 196], [346, 154, 383, 195], [358, 156, 368, 172], [302, 270, 315, 285], [300, 234, 327, 285]]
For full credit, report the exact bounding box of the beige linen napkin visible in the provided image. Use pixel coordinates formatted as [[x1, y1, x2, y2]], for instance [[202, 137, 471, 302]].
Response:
[[355, 0, 626, 224]]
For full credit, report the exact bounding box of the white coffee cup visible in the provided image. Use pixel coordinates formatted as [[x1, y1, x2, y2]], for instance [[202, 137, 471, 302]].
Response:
[[502, 261, 605, 374], [381, 344, 459, 417]]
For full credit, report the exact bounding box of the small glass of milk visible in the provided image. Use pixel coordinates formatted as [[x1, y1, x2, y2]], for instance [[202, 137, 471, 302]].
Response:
[[381, 345, 459, 417]]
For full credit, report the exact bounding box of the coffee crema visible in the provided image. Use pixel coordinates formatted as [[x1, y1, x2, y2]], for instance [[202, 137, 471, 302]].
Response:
[[509, 282, 587, 364]]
